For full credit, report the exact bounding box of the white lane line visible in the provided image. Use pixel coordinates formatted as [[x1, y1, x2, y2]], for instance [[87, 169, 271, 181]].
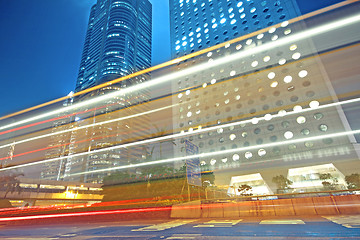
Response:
[[194, 219, 242, 228], [324, 215, 360, 228], [132, 220, 195, 232], [166, 234, 202, 239], [259, 219, 305, 224]]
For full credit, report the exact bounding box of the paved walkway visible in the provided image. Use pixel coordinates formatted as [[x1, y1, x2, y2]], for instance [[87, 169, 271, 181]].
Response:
[[1, 215, 360, 239]]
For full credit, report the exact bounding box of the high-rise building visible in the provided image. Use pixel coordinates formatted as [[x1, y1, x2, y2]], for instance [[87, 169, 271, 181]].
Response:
[[41, 0, 152, 184], [76, 0, 152, 92], [169, 1, 360, 194], [66, 0, 152, 184], [41, 92, 74, 181], [169, 0, 300, 58]]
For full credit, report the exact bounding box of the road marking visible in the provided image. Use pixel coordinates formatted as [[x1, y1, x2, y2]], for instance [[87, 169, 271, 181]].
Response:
[[132, 220, 195, 232], [166, 234, 202, 239], [324, 215, 360, 228], [259, 219, 305, 224], [193, 219, 242, 228], [59, 233, 77, 237]]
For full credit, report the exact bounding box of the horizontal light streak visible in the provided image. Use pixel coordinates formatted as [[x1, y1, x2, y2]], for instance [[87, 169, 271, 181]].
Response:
[[0, 96, 359, 170], [0, 131, 120, 162], [0, 206, 171, 222], [0, 0, 354, 123], [0, 89, 356, 158], [1, 13, 359, 133], [67, 129, 360, 177], [0, 106, 99, 137], [1, 103, 359, 174], [0, 104, 176, 152]]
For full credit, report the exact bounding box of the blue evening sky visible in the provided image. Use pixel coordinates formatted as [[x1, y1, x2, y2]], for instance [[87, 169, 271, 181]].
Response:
[[0, 0, 344, 117]]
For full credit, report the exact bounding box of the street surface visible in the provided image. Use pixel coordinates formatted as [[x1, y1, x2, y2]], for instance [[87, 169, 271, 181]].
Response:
[[1, 215, 360, 239]]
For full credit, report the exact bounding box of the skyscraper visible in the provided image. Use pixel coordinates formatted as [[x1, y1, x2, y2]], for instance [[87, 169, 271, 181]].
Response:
[[41, 0, 152, 183], [169, 0, 300, 58], [76, 0, 152, 92], [66, 0, 152, 184]]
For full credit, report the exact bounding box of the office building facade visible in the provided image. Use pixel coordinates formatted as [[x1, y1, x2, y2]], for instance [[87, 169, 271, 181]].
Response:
[[76, 0, 152, 92], [169, 0, 300, 58], [67, 0, 152, 184], [41, 0, 152, 183], [169, 1, 360, 194]]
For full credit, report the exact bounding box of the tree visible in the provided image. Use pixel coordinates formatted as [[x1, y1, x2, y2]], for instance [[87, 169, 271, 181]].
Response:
[[319, 173, 338, 191], [345, 173, 360, 189], [201, 171, 215, 188], [237, 184, 252, 196], [272, 175, 292, 192], [102, 170, 136, 185], [139, 145, 174, 179], [0, 171, 24, 199]]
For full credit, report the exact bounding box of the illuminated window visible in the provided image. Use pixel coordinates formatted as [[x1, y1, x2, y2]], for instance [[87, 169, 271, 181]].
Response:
[[258, 149, 266, 156], [251, 61, 259, 67], [270, 81, 278, 88], [267, 72, 275, 79], [296, 116, 306, 124], [298, 70, 308, 78], [229, 134, 236, 140], [284, 75, 292, 83], [245, 152, 253, 159], [309, 100, 320, 108], [292, 52, 301, 59], [284, 131, 294, 139]]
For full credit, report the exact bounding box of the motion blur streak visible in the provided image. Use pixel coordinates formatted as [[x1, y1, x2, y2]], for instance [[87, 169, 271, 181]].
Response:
[[2, 126, 356, 175], [0, 131, 120, 161], [0, 0, 352, 123], [0, 96, 359, 165], [0, 104, 176, 151], [0, 13, 358, 132], [0, 106, 98, 137], [68, 129, 360, 177], [0, 99, 126, 136], [0, 206, 171, 222]]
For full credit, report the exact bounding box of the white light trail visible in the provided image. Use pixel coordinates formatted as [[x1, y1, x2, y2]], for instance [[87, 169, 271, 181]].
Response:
[[0, 96, 360, 164], [1, 97, 359, 173], [0, 104, 177, 151], [0, 13, 359, 132], [69, 128, 360, 177]]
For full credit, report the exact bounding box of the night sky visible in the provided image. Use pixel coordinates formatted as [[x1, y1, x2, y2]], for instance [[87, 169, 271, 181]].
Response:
[[0, 0, 344, 117]]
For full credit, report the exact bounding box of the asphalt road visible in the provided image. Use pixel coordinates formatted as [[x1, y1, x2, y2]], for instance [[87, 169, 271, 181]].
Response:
[[1, 215, 360, 239]]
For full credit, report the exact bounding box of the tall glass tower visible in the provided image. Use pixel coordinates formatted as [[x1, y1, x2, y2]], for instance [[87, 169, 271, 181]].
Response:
[[41, 0, 152, 183], [65, 0, 152, 184], [169, 0, 300, 58], [76, 0, 152, 92]]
